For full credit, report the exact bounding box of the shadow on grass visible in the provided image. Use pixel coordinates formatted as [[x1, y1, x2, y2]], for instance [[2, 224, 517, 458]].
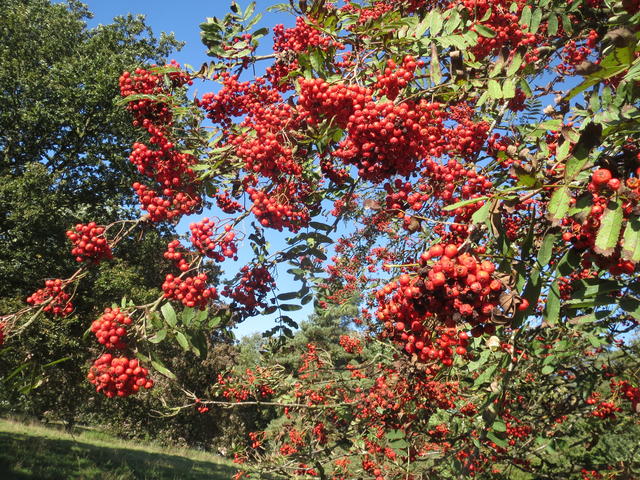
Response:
[[0, 431, 237, 480]]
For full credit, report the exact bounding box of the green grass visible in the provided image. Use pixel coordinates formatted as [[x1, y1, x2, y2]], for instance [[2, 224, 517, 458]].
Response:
[[0, 418, 238, 480]]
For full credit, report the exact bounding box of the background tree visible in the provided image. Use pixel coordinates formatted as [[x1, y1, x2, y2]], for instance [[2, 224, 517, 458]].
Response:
[[0, 0, 180, 299], [0, 0, 182, 427]]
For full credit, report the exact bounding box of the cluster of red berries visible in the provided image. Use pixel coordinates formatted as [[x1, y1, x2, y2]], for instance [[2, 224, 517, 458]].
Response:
[[198, 74, 317, 233], [442, 103, 492, 159], [247, 185, 311, 232], [222, 265, 275, 316], [87, 354, 153, 398], [612, 379, 640, 412], [376, 245, 509, 366], [119, 62, 192, 126], [26, 279, 74, 317], [340, 1, 394, 26], [558, 30, 599, 75], [503, 415, 533, 445], [339, 335, 364, 354], [162, 273, 218, 310], [216, 371, 275, 403], [121, 63, 202, 223], [590, 400, 622, 420], [215, 190, 243, 214], [129, 141, 198, 188], [163, 239, 191, 272], [384, 179, 429, 214], [422, 158, 493, 221], [375, 56, 422, 101], [66, 222, 112, 264], [455, 0, 541, 62], [198, 73, 281, 128], [273, 17, 341, 55], [90, 307, 132, 350], [298, 76, 445, 181], [232, 102, 303, 178], [189, 218, 238, 261], [0, 322, 5, 347], [581, 469, 604, 480], [562, 180, 637, 275], [87, 305, 153, 398], [507, 88, 528, 112], [320, 157, 350, 185], [132, 182, 201, 222], [297, 77, 373, 130]]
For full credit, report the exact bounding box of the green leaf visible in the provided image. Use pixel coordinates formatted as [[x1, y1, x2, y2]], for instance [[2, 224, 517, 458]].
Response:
[[474, 364, 497, 387], [467, 349, 491, 372], [280, 304, 302, 312], [541, 365, 554, 375], [569, 310, 612, 325], [430, 42, 442, 85], [471, 200, 491, 225], [594, 200, 623, 256], [547, 15, 558, 36], [538, 231, 559, 268], [519, 78, 532, 96], [181, 307, 195, 327], [442, 196, 489, 211], [309, 221, 332, 232], [429, 11, 443, 37], [310, 49, 323, 73], [561, 14, 573, 35], [565, 294, 618, 310], [175, 332, 190, 351], [161, 303, 177, 327], [540, 119, 562, 131], [506, 51, 523, 76], [487, 431, 508, 448], [572, 279, 621, 298], [385, 429, 405, 441], [544, 279, 561, 325], [492, 421, 507, 432], [414, 15, 430, 37], [444, 9, 462, 34], [622, 215, 640, 262], [502, 78, 516, 99], [148, 329, 167, 344], [557, 248, 582, 277], [42, 356, 71, 368], [487, 79, 502, 99], [475, 24, 496, 38], [619, 297, 640, 321], [151, 356, 177, 380], [547, 187, 571, 225], [530, 8, 542, 34], [277, 291, 301, 301], [520, 6, 532, 28], [555, 140, 571, 162], [564, 152, 589, 182]]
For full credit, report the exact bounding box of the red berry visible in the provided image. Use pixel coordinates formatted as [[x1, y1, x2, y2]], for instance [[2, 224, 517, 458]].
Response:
[[607, 178, 621, 191], [592, 168, 612, 186], [444, 244, 458, 258]]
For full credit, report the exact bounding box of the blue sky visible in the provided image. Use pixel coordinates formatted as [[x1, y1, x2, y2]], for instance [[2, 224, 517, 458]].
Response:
[[82, 0, 291, 65]]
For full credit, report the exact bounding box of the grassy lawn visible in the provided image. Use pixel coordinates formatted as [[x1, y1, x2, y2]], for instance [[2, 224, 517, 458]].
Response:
[[0, 418, 238, 480]]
